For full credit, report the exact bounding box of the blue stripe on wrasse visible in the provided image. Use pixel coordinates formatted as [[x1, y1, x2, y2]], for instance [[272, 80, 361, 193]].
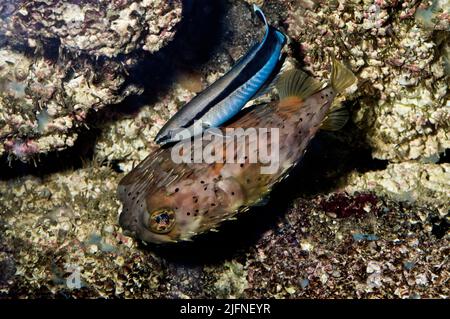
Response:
[[205, 30, 286, 127]]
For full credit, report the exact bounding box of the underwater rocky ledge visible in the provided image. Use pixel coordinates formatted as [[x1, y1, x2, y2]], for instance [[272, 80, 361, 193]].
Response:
[[0, 0, 448, 298]]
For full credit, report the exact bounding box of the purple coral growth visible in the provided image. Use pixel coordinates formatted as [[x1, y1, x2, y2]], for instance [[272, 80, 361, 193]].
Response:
[[4, 139, 39, 161], [319, 192, 379, 218]]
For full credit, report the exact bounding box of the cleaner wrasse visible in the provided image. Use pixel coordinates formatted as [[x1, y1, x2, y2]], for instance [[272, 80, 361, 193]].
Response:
[[155, 5, 286, 145]]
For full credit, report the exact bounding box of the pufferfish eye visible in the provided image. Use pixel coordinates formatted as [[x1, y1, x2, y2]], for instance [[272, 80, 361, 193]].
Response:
[[149, 208, 176, 234]]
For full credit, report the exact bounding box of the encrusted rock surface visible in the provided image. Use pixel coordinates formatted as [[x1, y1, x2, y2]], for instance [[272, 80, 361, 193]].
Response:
[[346, 162, 450, 215], [285, 0, 449, 163], [0, 48, 142, 161], [0, 0, 182, 57], [0, 0, 182, 161]]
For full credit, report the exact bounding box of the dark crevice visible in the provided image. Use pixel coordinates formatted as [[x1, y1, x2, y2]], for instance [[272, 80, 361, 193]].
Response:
[[105, 160, 125, 174], [0, 127, 101, 180], [430, 216, 449, 239], [437, 148, 449, 164]]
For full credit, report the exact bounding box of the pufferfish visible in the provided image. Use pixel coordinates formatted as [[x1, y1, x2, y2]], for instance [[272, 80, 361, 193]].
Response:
[[118, 59, 356, 244]]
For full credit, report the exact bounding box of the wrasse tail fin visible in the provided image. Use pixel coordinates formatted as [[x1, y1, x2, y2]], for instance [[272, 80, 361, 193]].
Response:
[[320, 102, 349, 131], [253, 4, 269, 31], [276, 69, 324, 102], [330, 57, 357, 93]]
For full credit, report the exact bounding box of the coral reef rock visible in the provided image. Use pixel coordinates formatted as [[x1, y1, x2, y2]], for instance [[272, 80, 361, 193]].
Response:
[[0, 0, 182, 57], [346, 162, 450, 215], [286, 0, 449, 163], [0, 48, 141, 161], [0, 0, 183, 161]]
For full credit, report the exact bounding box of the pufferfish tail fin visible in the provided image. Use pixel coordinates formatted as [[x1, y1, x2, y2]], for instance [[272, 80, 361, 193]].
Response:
[[320, 101, 349, 131], [330, 56, 357, 93], [276, 69, 324, 104]]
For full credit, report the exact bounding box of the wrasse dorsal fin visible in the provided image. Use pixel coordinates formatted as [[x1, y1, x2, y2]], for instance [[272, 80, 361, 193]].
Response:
[[276, 69, 324, 102], [331, 57, 357, 93], [320, 102, 349, 131]]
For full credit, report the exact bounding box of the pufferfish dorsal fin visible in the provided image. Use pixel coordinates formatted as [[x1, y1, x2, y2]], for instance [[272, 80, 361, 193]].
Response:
[[320, 102, 349, 131], [276, 69, 324, 102], [330, 57, 357, 93], [320, 57, 356, 131]]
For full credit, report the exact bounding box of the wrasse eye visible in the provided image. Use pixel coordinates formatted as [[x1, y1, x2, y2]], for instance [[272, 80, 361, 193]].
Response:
[[149, 208, 176, 234]]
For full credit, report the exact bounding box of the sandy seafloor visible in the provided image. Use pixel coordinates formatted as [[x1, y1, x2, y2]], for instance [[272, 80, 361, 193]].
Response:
[[0, 0, 448, 298]]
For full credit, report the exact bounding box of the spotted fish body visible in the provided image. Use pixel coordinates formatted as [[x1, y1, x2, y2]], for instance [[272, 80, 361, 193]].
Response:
[[118, 60, 356, 244]]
